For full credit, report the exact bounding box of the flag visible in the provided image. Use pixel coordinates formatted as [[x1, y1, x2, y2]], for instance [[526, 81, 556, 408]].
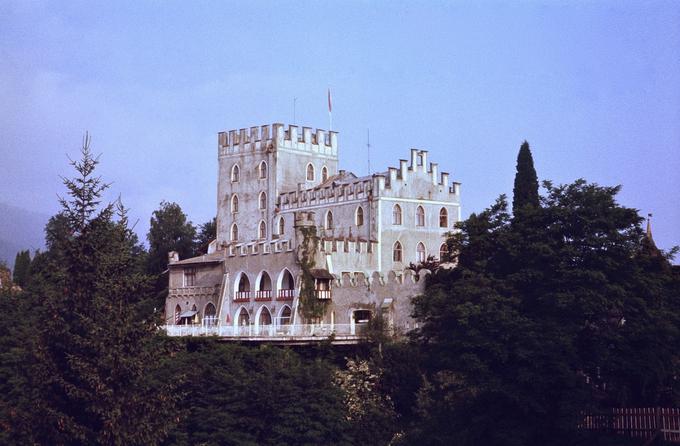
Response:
[[327, 88, 332, 113]]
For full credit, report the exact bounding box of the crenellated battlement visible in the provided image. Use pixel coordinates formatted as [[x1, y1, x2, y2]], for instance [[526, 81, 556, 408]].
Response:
[[380, 149, 461, 196], [218, 123, 338, 157], [278, 177, 374, 210]]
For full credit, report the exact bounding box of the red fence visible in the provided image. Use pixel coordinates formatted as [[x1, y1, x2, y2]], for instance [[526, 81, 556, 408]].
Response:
[[579, 408, 680, 443]]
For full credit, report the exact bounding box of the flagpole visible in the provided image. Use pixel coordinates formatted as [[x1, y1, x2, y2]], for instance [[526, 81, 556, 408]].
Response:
[[327, 87, 332, 131]]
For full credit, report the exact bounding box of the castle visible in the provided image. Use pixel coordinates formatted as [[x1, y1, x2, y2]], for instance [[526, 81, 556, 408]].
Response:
[[164, 123, 461, 341]]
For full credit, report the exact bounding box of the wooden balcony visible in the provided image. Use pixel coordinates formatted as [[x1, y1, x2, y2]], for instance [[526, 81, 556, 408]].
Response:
[[254, 290, 272, 301], [277, 289, 295, 300], [234, 291, 251, 302]]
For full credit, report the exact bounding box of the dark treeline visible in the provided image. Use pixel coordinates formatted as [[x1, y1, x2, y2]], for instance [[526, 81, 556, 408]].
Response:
[[1, 137, 678, 446]]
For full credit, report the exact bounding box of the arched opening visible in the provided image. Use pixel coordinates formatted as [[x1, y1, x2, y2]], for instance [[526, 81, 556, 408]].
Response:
[[439, 243, 448, 261], [235, 273, 250, 300], [392, 204, 402, 225], [321, 165, 328, 182], [258, 221, 267, 239], [257, 306, 272, 329], [277, 269, 295, 299], [235, 307, 250, 334], [439, 207, 448, 228], [231, 194, 239, 213], [393, 241, 403, 262], [416, 205, 425, 226], [278, 217, 285, 235], [306, 163, 315, 181], [278, 305, 292, 326], [416, 242, 426, 262], [259, 191, 267, 210], [174, 304, 181, 324], [325, 211, 333, 230], [231, 164, 240, 182], [258, 160, 267, 179], [256, 271, 272, 300], [231, 223, 239, 242], [204, 302, 217, 326], [356, 206, 364, 226]]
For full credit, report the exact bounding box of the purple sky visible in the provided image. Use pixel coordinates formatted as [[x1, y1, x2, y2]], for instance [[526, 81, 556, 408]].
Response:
[[1, 1, 679, 256]]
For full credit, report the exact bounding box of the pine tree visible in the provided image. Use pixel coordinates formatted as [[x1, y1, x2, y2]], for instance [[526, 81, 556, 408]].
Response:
[[27, 134, 180, 445], [512, 141, 540, 214]]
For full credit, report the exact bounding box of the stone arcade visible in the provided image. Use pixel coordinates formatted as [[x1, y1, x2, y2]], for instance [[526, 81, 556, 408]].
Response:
[[164, 123, 461, 342]]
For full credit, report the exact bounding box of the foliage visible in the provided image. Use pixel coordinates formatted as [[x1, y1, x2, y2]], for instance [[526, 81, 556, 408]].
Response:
[[12, 249, 31, 287], [512, 141, 539, 214], [194, 217, 217, 255], [408, 255, 440, 275], [147, 201, 197, 276], [14, 136, 181, 445], [296, 225, 328, 320], [409, 179, 680, 445], [165, 340, 352, 446], [335, 358, 398, 445]]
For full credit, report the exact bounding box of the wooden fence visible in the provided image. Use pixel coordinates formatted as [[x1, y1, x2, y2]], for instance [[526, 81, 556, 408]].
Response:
[[579, 408, 680, 443]]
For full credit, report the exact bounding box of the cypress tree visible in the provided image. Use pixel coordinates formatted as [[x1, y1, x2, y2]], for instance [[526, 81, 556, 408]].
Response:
[[512, 141, 540, 214]]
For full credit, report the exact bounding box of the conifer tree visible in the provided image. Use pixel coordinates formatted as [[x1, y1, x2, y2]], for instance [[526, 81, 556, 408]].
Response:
[[512, 141, 540, 214], [12, 249, 31, 287], [26, 134, 179, 445]]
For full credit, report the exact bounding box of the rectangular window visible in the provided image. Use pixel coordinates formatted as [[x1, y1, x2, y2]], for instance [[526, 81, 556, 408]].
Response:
[[184, 267, 196, 287]]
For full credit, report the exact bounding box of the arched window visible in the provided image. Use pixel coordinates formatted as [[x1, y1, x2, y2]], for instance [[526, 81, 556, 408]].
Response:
[[258, 160, 267, 179], [355, 206, 364, 226], [258, 221, 267, 239], [325, 211, 333, 230], [256, 271, 272, 299], [416, 242, 426, 262], [321, 166, 328, 182], [230, 223, 239, 241], [279, 305, 292, 325], [259, 191, 267, 210], [306, 163, 315, 181], [416, 206, 425, 226], [237, 274, 250, 292], [278, 217, 285, 235], [174, 304, 181, 324], [231, 194, 239, 213], [393, 241, 403, 262], [392, 204, 402, 225], [204, 303, 217, 326], [237, 307, 250, 326], [231, 164, 240, 182], [439, 207, 448, 228], [439, 243, 448, 261], [235, 273, 250, 301], [258, 306, 272, 326]]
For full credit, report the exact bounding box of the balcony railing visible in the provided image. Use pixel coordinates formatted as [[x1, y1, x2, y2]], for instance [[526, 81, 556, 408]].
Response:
[[234, 291, 251, 301], [315, 289, 331, 300], [163, 323, 367, 338], [277, 289, 295, 300], [254, 290, 272, 301]]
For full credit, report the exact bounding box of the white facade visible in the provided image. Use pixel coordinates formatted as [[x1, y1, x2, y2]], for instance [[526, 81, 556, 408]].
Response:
[[165, 123, 461, 338]]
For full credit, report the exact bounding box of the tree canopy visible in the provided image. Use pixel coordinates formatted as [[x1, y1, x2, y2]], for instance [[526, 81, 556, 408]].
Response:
[[5, 136, 181, 445], [410, 179, 680, 445], [147, 201, 197, 277]]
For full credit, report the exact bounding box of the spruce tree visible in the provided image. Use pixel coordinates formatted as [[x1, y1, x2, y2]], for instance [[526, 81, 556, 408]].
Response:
[[27, 134, 179, 445], [512, 141, 540, 214]]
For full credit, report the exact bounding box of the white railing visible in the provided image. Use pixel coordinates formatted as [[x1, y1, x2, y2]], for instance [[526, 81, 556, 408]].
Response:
[[162, 323, 368, 338]]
